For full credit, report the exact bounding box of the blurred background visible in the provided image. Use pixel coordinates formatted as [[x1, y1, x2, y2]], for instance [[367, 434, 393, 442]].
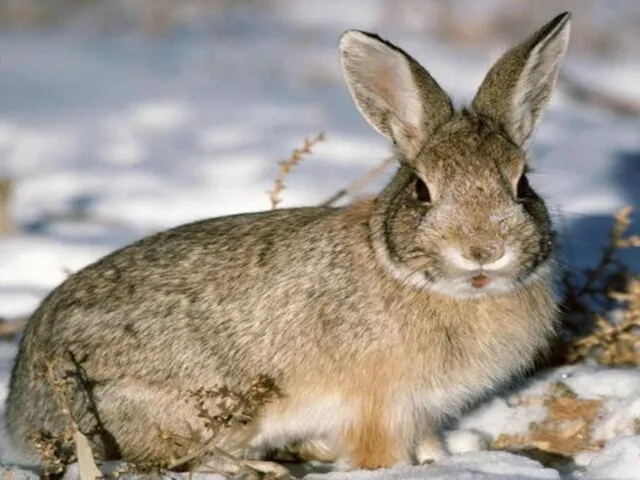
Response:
[[1, 0, 639, 321]]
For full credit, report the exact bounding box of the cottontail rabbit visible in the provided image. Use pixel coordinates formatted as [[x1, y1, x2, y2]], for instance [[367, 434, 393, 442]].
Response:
[[5, 12, 571, 473]]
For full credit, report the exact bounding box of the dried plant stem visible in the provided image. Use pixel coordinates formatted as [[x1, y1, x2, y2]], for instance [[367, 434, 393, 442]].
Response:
[[320, 156, 396, 207], [268, 132, 325, 210], [572, 207, 636, 299], [43, 361, 100, 480], [614, 207, 640, 248], [44, 361, 78, 429], [166, 433, 218, 470], [0, 178, 14, 235]]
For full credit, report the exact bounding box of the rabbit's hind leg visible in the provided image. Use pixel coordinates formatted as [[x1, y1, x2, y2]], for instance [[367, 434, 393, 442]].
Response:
[[87, 379, 261, 468]]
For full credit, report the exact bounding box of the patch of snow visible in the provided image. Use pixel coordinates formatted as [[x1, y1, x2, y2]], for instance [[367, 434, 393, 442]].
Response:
[[574, 436, 640, 480], [305, 452, 560, 480]]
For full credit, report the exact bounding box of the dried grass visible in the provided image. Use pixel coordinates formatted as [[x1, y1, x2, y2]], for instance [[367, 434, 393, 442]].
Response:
[[138, 375, 285, 478], [557, 207, 640, 366], [492, 381, 604, 468], [268, 132, 325, 210], [28, 360, 100, 480]]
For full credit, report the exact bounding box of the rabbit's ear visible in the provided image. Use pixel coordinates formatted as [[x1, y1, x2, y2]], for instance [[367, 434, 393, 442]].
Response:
[[340, 31, 453, 159], [472, 12, 571, 149]]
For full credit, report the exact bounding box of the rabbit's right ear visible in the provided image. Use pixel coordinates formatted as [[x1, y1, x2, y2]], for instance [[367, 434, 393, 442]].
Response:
[[339, 31, 454, 160]]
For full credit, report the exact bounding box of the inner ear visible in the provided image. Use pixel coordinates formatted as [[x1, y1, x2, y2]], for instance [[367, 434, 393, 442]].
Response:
[[339, 30, 454, 160]]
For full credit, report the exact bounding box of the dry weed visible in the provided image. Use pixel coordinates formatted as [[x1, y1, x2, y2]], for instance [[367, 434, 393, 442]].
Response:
[[156, 375, 284, 478], [492, 381, 603, 468], [268, 132, 325, 209], [566, 278, 640, 365], [28, 360, 100, 480], [558, 207, 640, 366], [27, 429, 76, 479]]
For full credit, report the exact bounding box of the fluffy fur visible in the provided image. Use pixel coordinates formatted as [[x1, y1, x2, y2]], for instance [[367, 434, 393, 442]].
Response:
[[5, 12, 571, 472]]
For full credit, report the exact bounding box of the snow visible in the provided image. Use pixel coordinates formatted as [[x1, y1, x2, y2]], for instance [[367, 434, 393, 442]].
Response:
[[1, 1, 640, 478], [574, 436, 640, 480], [306, 452, 563, 480]]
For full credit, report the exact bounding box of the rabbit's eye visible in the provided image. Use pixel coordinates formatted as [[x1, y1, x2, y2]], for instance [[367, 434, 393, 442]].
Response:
[[516, 174, 535, 200], [414, 177, 431, 203]]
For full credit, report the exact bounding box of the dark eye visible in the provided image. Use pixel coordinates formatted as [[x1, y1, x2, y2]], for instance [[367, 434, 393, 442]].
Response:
[[414, 177, 431, 203], [516, 174, 535, 200]]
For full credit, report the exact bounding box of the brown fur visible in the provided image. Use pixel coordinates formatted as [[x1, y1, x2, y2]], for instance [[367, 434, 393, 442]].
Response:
[[5, 13, 571, 472]]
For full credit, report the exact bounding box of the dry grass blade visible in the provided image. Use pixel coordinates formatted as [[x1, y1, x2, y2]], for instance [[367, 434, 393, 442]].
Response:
[[74, 430, 101, 480], [320, 156, 396, 207], [268, 132, 325, 209]]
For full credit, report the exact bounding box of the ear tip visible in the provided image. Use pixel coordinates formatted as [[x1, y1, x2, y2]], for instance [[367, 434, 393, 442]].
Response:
[[339, 30, 377, 51], [554, 11, 572, 29]]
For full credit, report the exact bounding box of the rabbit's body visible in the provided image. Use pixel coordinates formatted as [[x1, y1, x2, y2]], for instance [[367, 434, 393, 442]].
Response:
[[6, 13, 571, 472], [6, 194, 554, 468]]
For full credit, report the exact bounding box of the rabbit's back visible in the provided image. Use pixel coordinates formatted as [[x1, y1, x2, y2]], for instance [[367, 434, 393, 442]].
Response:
[[10, 206, 373, 382]]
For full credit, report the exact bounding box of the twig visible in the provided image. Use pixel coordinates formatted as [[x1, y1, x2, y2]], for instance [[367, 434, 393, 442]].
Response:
[[320, 156, 396, 207], [571, 207, 635, 299], [268, 132, 325, 209], [166, 434, 218, 470], [559, 74, 640, 117]]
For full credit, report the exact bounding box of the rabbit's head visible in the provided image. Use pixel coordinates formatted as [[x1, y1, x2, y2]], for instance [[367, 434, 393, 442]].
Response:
[[340, 13, 571, 298]]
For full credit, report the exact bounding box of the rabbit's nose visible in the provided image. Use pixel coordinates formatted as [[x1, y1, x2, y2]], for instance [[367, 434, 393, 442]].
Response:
[[466, 245, 505, 265]]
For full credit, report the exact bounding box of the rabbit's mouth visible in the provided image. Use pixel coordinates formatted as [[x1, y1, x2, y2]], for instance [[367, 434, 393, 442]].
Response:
[[430, 271, 519, 298], [470, 273, 492, 289], [429, 256, 554, 299]]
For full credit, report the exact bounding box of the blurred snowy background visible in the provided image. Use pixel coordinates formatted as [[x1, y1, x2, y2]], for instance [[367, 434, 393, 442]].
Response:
[[1, 1, 640, 478]]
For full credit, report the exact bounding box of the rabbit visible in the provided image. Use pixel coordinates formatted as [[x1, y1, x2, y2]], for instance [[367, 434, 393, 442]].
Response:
[[4, 11, 571, 474]]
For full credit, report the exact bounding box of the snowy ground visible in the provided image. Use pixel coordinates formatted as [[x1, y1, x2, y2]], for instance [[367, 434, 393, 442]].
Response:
[[1, 1, 640, 478]]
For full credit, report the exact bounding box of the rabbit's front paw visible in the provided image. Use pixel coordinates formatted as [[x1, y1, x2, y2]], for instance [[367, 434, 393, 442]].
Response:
[[415, 435, 449, 465]]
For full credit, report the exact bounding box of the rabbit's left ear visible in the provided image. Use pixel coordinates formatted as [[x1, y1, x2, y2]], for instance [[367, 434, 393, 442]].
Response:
[[340, 31, 454, 160], [472, 12, 571, 149]]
